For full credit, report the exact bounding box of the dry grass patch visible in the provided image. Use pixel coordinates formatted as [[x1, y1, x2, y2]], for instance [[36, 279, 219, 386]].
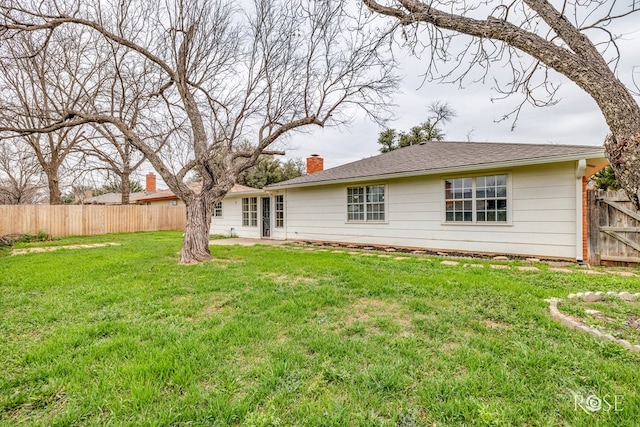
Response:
[[260, 272, 319, 286], [482, 319, 513, 329], [334, 298, 415, 336]]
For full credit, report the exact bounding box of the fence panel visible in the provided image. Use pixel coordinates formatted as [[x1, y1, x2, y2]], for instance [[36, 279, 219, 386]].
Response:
[[587, 189, 640, 265], [0, 205, 186, 237]]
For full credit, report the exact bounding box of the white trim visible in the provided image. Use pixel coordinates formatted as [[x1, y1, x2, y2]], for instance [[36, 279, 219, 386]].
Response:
[[345, 183, 389, 224], [440, 173, 512, 226], [576, 159, 587, 262]]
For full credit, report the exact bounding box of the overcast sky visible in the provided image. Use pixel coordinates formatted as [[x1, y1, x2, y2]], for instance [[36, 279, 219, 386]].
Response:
[[282, 27, 640, 170]]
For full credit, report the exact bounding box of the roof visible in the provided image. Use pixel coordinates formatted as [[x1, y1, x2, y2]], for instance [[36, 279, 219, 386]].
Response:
[[84, 192, 149, 205], [266, 141, 606, 189], [135, 183, 261, 203]]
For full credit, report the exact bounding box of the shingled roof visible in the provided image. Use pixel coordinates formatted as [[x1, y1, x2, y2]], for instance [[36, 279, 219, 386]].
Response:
[[266, 141, 605, 189]]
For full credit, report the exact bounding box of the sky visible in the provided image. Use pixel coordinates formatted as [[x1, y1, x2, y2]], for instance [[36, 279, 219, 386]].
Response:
[[145, 3, 640, 188], [281, 23, 640, 170]]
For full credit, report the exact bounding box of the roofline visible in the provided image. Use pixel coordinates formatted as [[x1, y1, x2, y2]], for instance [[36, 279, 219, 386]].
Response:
[[135, 188, 267, 203], [266, 150, 606, 190]]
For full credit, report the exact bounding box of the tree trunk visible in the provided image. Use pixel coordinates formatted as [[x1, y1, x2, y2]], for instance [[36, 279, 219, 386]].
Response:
[[45, 166, 61, 205], [180, 195, 213, 264], [121, 171, 130, 205]]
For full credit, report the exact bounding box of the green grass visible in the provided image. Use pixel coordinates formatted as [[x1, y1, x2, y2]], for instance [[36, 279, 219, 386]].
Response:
[[1, 231, 639, 426], [559, 297, 640, 344]]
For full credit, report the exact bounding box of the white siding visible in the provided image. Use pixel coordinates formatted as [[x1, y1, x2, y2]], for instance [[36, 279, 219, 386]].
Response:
[[283, 162, 580, 259], [209, 195, 261, 239]]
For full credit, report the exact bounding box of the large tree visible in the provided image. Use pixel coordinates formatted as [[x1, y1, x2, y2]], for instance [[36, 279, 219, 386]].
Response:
[[363, 0, 640, 207], [0, 28, 96, 204], [0, 0, 397, 263]]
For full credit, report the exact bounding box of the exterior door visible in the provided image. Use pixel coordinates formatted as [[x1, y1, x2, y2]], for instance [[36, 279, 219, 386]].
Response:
[[261, 197, 271, 238]]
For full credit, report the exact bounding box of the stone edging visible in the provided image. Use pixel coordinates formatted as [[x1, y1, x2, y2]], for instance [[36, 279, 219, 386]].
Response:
[[548, 296, 640, 353]]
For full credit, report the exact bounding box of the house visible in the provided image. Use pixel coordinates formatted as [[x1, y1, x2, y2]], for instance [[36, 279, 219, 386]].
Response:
[[135, 180, 261, 213], [211, 141, 608, 261], [84, 173, 159, 205]]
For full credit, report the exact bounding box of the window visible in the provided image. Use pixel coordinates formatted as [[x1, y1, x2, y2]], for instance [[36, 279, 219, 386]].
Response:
[[347, 185, 385, 222], [242, 197, 257, 227], [275, 195, 284, 228], [169, 200, 177, 206], [212, 201, 222, 218], [445, 174, 508, 223]]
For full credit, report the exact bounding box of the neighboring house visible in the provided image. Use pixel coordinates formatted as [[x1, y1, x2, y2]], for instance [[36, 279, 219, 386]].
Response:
[[83, 173, 159, 205], [84, 192, 149, 205], [136, 182, 264, 221], [213, 141, 608, 261]]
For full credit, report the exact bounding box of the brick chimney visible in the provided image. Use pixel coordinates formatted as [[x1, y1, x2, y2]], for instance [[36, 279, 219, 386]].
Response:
[[306, 154, 324, 174], [145, 173, 157, 193]]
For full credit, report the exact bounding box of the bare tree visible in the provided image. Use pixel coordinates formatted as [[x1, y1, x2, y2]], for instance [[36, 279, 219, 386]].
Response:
[[0, 139, 46, 204], [363, 0, 640, 207], [0, 26, 102, 204], [0, 0, 397, 263]]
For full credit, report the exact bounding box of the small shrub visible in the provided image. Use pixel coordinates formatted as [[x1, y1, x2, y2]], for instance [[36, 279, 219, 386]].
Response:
[[16, 231, 53, 243]]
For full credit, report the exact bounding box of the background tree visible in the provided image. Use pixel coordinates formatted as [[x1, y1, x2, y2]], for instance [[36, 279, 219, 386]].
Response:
[[237, 157, 305, 189], [0, 140, 46, 204], [0, 27, 100, 204], [377, 101, 455, 152], [0, 0, 397, 263], [363, 0, 640, 208], [94, 179, 144, 196], [591, 166, 621, 191]]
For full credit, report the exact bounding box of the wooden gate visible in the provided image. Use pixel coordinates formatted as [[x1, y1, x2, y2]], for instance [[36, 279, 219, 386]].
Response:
[[587, 189, 640, 265]]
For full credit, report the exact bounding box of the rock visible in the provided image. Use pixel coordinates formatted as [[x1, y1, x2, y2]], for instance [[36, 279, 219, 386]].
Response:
[[606, 291, 617, 296], [575, 292, 585, 299], [490, 264, 509, 269], [394, 256, 409, 261], [412, 250, 426, 255], [588, 329, 603, 338], [618, 340, 633, 350], [602, 334, 616, 342], [633, 345, 640, 353], [567, 294, 576, 299], [362, 246, 374, 251], [583, 292, 603, 302], [384, 248, 396, 252], [618, 292, 634, 301], [550, 268, 572, 273], [440, 260, 459, 266], [526, 258, 540, 263], [493, 256, 509, 260], [584, 309, 601, 315], [464, 264, 483, 268], [517, 266, 539, 272]]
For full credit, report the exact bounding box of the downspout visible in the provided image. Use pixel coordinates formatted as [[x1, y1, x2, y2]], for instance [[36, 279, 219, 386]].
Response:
[[575, 159, 587, 262]]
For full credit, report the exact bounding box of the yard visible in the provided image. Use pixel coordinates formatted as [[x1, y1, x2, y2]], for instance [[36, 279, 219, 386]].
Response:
[[1, 231, 639, 426]]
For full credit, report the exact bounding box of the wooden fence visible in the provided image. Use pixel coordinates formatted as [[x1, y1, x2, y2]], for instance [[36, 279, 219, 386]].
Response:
[[0, 205, 186, 237], [587, 189, 640, 265]]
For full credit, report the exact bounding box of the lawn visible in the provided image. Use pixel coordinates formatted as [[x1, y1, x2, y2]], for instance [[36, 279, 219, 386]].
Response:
[[1, 231, 639, 426]]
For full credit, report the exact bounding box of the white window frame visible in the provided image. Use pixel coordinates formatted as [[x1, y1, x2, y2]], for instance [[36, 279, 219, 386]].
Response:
[[442, 174, 511, 225], [212, 201, 223, 218], [346, 184, 387, 223], [275, 195, 284, 228], [242, 197, 258, 227]]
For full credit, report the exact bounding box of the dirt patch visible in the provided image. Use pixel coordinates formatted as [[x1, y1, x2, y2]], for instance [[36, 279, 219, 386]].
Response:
[[482, 319, 512, 329], [626, 316, 640, 331], [12, 242, 120, 255]]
